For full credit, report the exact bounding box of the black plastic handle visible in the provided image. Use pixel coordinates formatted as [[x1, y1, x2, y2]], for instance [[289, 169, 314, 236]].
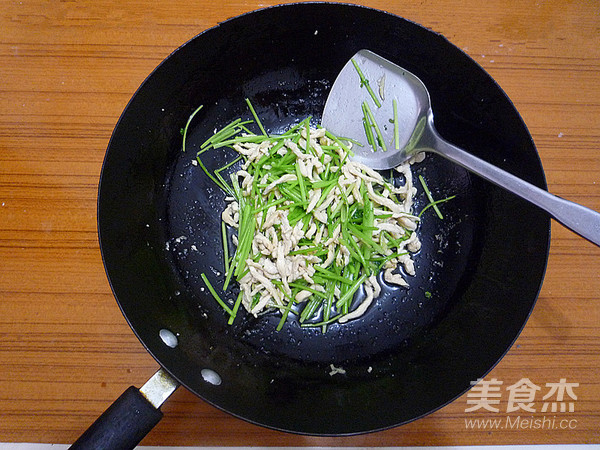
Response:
[[69, 386, 163, 450]]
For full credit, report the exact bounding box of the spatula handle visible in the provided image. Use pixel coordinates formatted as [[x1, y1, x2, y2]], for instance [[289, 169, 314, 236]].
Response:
[[431, 129, 600, 247]]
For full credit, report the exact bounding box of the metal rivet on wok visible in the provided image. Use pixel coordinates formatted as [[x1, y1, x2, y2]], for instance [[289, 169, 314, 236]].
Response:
[[201, 368, 222, 386], [159, 328, 178, 348]]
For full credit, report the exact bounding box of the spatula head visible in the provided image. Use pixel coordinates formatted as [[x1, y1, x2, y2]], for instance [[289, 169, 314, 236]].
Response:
[[322, 49, 430, 170]]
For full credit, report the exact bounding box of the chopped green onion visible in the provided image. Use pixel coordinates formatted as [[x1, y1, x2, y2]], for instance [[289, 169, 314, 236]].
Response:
[[213, 135, 282, 148], [201, 273, 233, 316], [301, 313, 344, 328], [363, 101, 387, 152], [277, 296, 295, 331], [201, 118, 246, 150], [228, 291, 243, 325], [195, 155, 230, 194], [314, 266, 354, 285], [221, 222, 230, 275], [245, 98, 268, 136], [299, 297, 321, 323], [351, 59, 382, 108], [324, 130, 354, 156], [295, 163, 308, 206], [361, 102, 376, 150], [418, 175, 455, 219], [215, 155, 243, 174], [418, 195, 456, 218], [182, 105, 204, 153], [288, 282, 328, 298], [236, 206, 255, 275], [347, 223, 385, 255], [336, 272, 369, 309]]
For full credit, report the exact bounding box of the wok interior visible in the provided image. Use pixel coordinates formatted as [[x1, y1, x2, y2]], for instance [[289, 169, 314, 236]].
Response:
[[98, 3, 550, 435]]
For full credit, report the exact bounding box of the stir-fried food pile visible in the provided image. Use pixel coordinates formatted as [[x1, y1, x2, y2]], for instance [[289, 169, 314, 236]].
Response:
[[186, 100, 446, 332], [223, 122, 422, 328]]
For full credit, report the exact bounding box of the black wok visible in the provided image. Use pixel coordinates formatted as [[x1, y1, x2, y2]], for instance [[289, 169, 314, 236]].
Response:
[[78, 2, 550, 447]]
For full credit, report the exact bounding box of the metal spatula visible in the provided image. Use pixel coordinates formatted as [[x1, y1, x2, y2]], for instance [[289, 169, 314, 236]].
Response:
[[321, 49, 600, 246]]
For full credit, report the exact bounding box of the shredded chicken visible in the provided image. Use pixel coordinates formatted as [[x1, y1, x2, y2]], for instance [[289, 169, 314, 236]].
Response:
[[329, 364, 346, 376], [218, 126, 424, 326]]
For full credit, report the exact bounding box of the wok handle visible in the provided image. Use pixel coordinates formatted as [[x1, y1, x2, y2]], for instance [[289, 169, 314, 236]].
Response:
[[69, 369, 179, 450], [428, 118, 600, 247], [69, 386, 163, 450]]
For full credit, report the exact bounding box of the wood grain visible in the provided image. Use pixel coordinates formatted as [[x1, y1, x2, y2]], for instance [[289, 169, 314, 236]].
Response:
[[1, 0, 599, 445]]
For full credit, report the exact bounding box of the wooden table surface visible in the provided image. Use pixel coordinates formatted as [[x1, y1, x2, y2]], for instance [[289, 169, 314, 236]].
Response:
[[1, 0, 599, 446]]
